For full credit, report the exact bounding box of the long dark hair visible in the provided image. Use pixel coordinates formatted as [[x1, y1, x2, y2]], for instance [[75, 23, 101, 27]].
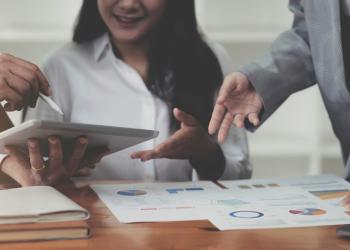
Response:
[[73, 0, 223, 131]]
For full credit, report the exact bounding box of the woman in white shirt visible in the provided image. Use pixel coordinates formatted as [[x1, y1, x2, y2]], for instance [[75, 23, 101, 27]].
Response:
[[1, 0, 252, 186]]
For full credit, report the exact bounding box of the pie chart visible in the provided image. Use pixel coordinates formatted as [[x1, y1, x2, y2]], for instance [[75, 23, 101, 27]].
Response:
[[289, 208, 327, 216], [117, 190, 147, 196]]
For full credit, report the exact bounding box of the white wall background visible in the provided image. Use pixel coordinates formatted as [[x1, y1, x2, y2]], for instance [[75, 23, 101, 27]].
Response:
[[0, 0, 344, 179]]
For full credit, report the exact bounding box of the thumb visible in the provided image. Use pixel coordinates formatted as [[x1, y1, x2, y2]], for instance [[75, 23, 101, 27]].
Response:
[[173, 108, 198, 127], [217, 72, 249, 104], [5, 145, 25, 158]]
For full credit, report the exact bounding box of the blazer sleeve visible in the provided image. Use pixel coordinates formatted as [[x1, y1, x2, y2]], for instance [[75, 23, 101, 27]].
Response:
[[239, 0, 317, 130]]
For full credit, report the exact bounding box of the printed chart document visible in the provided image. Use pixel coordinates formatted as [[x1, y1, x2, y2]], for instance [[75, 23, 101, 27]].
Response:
[[204, 187, 350, 230], [91, 181, 222, 223], [220, 174, 350, 207]]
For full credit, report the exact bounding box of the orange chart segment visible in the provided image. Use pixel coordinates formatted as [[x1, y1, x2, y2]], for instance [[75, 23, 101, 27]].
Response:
[[289, 208, 327, 216]]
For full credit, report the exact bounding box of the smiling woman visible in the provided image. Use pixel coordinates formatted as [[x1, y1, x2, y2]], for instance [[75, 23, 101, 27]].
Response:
[[0, 0, 252, 186]]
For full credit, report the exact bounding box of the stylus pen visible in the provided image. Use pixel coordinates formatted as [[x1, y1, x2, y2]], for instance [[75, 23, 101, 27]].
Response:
[[39, 93, 64, 116]]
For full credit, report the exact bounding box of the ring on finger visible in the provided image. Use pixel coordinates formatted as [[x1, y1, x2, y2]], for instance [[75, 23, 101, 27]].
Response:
[[31, 164, 47, 172]]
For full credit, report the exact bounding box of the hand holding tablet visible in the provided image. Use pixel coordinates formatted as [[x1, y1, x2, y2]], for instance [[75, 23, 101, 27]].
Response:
[[0, 120, 158, 186], [0, 120, 158, 156]]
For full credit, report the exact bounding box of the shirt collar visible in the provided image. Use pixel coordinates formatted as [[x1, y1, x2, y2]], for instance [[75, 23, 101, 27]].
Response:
[[93, 33, 111, 62]]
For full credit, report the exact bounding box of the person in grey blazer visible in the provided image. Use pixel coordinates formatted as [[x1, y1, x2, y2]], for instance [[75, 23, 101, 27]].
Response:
[[208, 0, 350, 207]]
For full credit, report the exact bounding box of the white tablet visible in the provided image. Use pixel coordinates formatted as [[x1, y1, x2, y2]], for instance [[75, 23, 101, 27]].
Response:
[[0, 120, 159, 155]]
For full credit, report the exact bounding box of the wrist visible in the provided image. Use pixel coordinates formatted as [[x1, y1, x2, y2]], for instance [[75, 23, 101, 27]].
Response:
[[189, 143, 226, 181]]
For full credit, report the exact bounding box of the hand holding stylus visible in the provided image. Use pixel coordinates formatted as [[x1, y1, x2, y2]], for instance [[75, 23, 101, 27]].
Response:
[[0, 53, 51, 111]]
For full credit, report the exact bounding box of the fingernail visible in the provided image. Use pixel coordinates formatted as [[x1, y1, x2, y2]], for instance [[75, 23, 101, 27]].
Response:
[[28, 140, 36, 148], [79, 137, 88, 145], [48, 137, 58, 144]]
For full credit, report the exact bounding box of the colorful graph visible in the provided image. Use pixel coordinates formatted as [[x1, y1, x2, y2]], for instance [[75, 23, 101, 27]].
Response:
[[289, 208, 327, 216], [238, 183, 280, 190], [229, 211, 264, 219], [166, 187, 204, 194], [217, 199, 249, 206], [309, 189, 350, 200], [141, 206, 194, 211], [267, 183, 280, 188], [117, 190, 147, 196]]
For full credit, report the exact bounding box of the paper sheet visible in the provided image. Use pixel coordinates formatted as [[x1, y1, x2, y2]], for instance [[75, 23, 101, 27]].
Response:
[[91, 175, 350, 230], [205, 203, 350, 230], [220, 174, 350, 206], [91, 181, 222, 222], [203, 187, 350, 230]]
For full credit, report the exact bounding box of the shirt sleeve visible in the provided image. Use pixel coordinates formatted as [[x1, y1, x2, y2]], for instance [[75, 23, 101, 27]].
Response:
[[209, 41, 253, 180]]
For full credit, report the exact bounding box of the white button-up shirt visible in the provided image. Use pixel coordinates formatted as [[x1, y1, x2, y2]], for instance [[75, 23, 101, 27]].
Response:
[[26, 34, 252, 181]]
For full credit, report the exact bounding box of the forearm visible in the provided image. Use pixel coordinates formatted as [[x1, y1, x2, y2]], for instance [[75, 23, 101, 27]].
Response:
[[240, 0, 316, 131], [189, 144, 226, 181]]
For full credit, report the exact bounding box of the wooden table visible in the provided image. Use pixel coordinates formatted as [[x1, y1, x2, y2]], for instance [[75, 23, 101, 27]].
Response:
[[0, 184, 349, 250]]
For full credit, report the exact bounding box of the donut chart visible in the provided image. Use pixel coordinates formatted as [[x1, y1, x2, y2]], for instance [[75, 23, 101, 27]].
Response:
[[229, 211, 264, 219]]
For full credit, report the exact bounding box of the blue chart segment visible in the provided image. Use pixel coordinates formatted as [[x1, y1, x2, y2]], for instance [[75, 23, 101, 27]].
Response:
[[229, 211, 264, 219], [186, 188, 204, 191], [167, 188, 184, 194], [117, 190, 147, 196], [166, 187, 204, 194]]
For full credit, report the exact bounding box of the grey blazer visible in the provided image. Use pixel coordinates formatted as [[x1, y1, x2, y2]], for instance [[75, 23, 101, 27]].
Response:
[[240, 0, 350, 179]]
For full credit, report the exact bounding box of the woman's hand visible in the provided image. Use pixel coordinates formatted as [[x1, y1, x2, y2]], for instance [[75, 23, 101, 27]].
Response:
[[0, 53, 51, 111], [0, 136, 110, 186], [131, 108, 225, 180], [131, 108, 217, 161]]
